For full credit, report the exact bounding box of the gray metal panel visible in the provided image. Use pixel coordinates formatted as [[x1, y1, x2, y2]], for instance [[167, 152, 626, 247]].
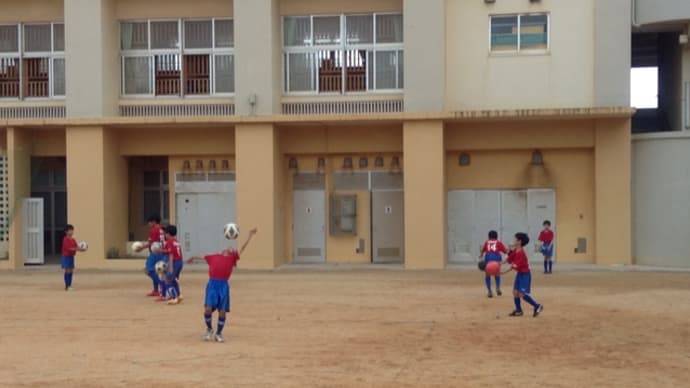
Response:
[[371, 171, 403, 190], [293, 190, 326, 263], [292, 173, 326, 191], [472, 191, 502, 260], [501, 190, 528, 247], [527, 189, 556, 261], [372, 190, 404, 263], [176, 191, 236, 258], [447, 190, 475, 263], [333, 171, 369, 191]]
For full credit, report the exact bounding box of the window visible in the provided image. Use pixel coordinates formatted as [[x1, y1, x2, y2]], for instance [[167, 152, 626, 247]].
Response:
[[143, 170, 169, 222], [283, 13, 403, 94], [120, 18, 234, 97], [490, 14, 548, 52], [0, 23, 64, 99]]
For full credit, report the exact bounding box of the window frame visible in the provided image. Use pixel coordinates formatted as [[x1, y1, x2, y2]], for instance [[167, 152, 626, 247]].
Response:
[[142, 170, 169, 224], [282, 12, 404, 96], [120, 18, 235, 98], [0, 22, 64, 101], [488, 13, 550, 55]]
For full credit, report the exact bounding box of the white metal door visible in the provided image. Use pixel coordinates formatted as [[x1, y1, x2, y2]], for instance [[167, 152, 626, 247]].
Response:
[[472, 190, 502, 258], [372, 190, 404, 263], [24, 198, 44, 264], [527, 189, 556, 259], [447, 190, 475, 263], [293, 190, 326, 263], [177, 192, 236, 257], [500, 190, 528, 247], [177, 194, 199, 258]]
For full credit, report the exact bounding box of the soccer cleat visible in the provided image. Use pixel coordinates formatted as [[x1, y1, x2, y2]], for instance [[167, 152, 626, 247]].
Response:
[[65, 286, 75, 291], [177, 295, 184, 302], [509, 310, 524, 317], [533, 304, 543, 317], [487, 290, 493, 298], [167, 298, 180, 305], [155, 296, 167, 302], [496, 289, 502, 296], [146, 290, 160, 297], [204, 329, 214, 341], [214, 333, 224, 343]]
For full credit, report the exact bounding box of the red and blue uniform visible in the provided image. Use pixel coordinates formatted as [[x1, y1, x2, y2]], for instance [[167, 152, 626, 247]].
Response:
[[163, 238, 184, 298], [204, 252, 240, 312], [145, 224, 166, 294], [481, 239, 507, 262], [61, 236, 78, 270], [539, 229, 554, 258], [507, 248, 532, 294]]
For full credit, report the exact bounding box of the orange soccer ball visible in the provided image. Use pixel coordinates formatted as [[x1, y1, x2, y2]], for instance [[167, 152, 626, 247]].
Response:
[[485, 261, 501, 276]]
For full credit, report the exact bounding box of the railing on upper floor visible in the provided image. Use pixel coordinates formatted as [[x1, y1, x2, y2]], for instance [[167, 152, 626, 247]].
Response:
[[119, 103, 235, 117], [282, 99, 403, 115]]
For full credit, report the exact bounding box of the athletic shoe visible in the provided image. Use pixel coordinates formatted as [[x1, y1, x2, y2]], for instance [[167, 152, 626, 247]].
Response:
[[65, 287, 75, 291], [533, 304, 543, 317], [509, 310, 524, 317], [155, 296, 167, 302], [146, 290, 160, 297], [167, 298, 180, 305], [177, 295, 184, 302], [487, 290, 493, 298], [496, 289, 502, 296], [204, 329, 214, 341], [214, 334, 224, 343]]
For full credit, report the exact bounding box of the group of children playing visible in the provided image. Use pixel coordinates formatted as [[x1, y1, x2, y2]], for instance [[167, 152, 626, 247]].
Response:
[[478, 220, 554, 317], [60, 214, 258, 343]]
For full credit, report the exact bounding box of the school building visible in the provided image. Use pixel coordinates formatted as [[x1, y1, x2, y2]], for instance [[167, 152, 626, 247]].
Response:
[[0, 0, 650, 270]]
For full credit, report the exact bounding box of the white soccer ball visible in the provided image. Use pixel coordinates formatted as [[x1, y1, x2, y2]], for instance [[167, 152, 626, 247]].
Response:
[[78, 241, 88, 250], [151, 242, 163, 253], [223, 223, 240, 240], [154, 260, 168, 275], [132, 241, 144, 252]]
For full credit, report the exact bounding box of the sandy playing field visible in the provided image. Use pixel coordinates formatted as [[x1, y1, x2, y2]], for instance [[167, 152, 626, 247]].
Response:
[[0, 267, 688, 388]]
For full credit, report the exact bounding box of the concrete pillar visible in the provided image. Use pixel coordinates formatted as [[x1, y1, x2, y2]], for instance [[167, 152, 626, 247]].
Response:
[[594, 119, 632, 265], [66, 126, 128, 267], [6, 128, 32, 269], [403, 120, 446, 269], [64, 0, 118, 118], [594, 0, 631, 107], [403, 0, 445, 112], [235, 124, 285, 268], [234, 0, 281, 116]]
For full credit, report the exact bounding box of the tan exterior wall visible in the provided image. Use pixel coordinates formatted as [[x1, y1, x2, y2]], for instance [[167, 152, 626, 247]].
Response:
[[103, 128, 129, 255], [6, 128, 32, 269], [280, 0, 401, 15], [116, 0, 233, 19], [281, 125, 403, 154], [31, 130, 66, 157], [119, 127, 235, 156], [0, 0, 63, 22], [445, 0, 595, 110]]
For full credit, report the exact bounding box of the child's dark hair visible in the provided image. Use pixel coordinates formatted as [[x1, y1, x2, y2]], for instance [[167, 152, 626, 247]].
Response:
[[515, 233, 530, 247], [64, 224, 74, 232], [543, 220, 551, 226], [165, 225, 177, 237], [488, 230, 498, 239], [147, 214, 161, 224]]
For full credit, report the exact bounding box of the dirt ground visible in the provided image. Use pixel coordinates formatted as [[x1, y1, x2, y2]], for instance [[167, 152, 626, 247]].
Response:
[[0, 267, 689, 388]]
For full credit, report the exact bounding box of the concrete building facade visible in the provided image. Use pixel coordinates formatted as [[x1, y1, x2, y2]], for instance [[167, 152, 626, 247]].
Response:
[[0, 0, 636, 270]]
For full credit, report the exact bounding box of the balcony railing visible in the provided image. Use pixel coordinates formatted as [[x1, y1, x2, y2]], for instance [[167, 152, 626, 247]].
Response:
[[282, 99, 403, 115], [119, 103, 235, 117], [0, 105, 65, 119]]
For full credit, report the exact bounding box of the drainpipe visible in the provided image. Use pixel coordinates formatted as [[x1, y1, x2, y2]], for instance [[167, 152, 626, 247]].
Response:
[[631, 0, 640, 28]]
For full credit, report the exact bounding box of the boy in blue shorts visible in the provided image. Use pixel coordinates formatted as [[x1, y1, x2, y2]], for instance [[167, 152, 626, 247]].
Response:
[[61, 224, 87, 291], [479, 230, 508, 298], [538, 220, 555, 274], [135, 214, 166, 299], [504, 232, 544, 317], [162, 225, 184, 305], [186, 227, 257, 343]]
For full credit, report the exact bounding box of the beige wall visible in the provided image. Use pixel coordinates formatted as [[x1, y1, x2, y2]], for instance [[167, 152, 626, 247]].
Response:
[[119, 127, 235, 155], [280, 0, 401, 15], [31, 129, 66, 156], [6, 128, 32, 269], [281, 125, 403, 154], [116, 0, 233, 19], [445, 0, 595, 110], [594, 0, 631, 107], [102, 128, 129, 255], [403, 120, 446, 269], [0, 0, 63, 22]]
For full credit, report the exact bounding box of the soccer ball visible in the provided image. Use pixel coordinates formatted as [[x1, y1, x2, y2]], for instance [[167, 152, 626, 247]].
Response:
[[155, 260, 168, 275], [223, 223, 240, 240], [151, 242, 163, 253], [78, 241, 88, 250], [132, 241, 144, 252]]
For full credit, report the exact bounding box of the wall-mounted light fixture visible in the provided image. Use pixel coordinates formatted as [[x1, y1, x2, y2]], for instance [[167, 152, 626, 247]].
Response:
[[288, 157, 298, 170], [195, 160, 204, 170], [374, 156, 384, 168], [459, 152, 471, 166], [391, 156, 401, 169], [208, 160, 217, 171], [359, 157, 368, 168], [221, 159, 230, 170], [317, 157, 326, 169], [182, 160, 191, 171], [531, 150, 544, 166], [343, 157, 353, 169]]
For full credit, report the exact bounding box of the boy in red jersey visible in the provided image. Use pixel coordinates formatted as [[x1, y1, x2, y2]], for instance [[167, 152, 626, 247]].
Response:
[[479, 230, 508, 298], [163, 225, 184, 305], [187, 227, 257, 343], [504, 233, 543, 317], [61, 224, 87, 291], [538, 220, 555, 274], [134, 214, 166, 298]]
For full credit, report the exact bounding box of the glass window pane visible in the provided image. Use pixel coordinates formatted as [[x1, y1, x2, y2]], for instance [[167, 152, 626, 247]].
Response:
[[162, 171, 169, 185], [123, 56, 151, 94], [375, 50, 397, 89], [184, 20, 212, 49], [151, 21, 179, 49], [284, 16, 311, 46], [24, 24, 51, 52], [346, 15, 373, 44], [491, 16, 518, 51], [162, 190, 169, 221], [0, 25, 19, 53], [53, 24, 64, 52], [215, 19, 234, 48], [143, 171, 161, 187], [520, 14, 548, 50], [121, 22, 148, 50], [397, 49, 404, 89], [376, 14, 403, 43], [314, 16, 340, 46], [53, 58, 65, 96], [214, 54, 234, 93], [367, 50, 374, 90], [143, 191, 161, 223], [54, 191, 67, 227], [287, 52, 315, 92]]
